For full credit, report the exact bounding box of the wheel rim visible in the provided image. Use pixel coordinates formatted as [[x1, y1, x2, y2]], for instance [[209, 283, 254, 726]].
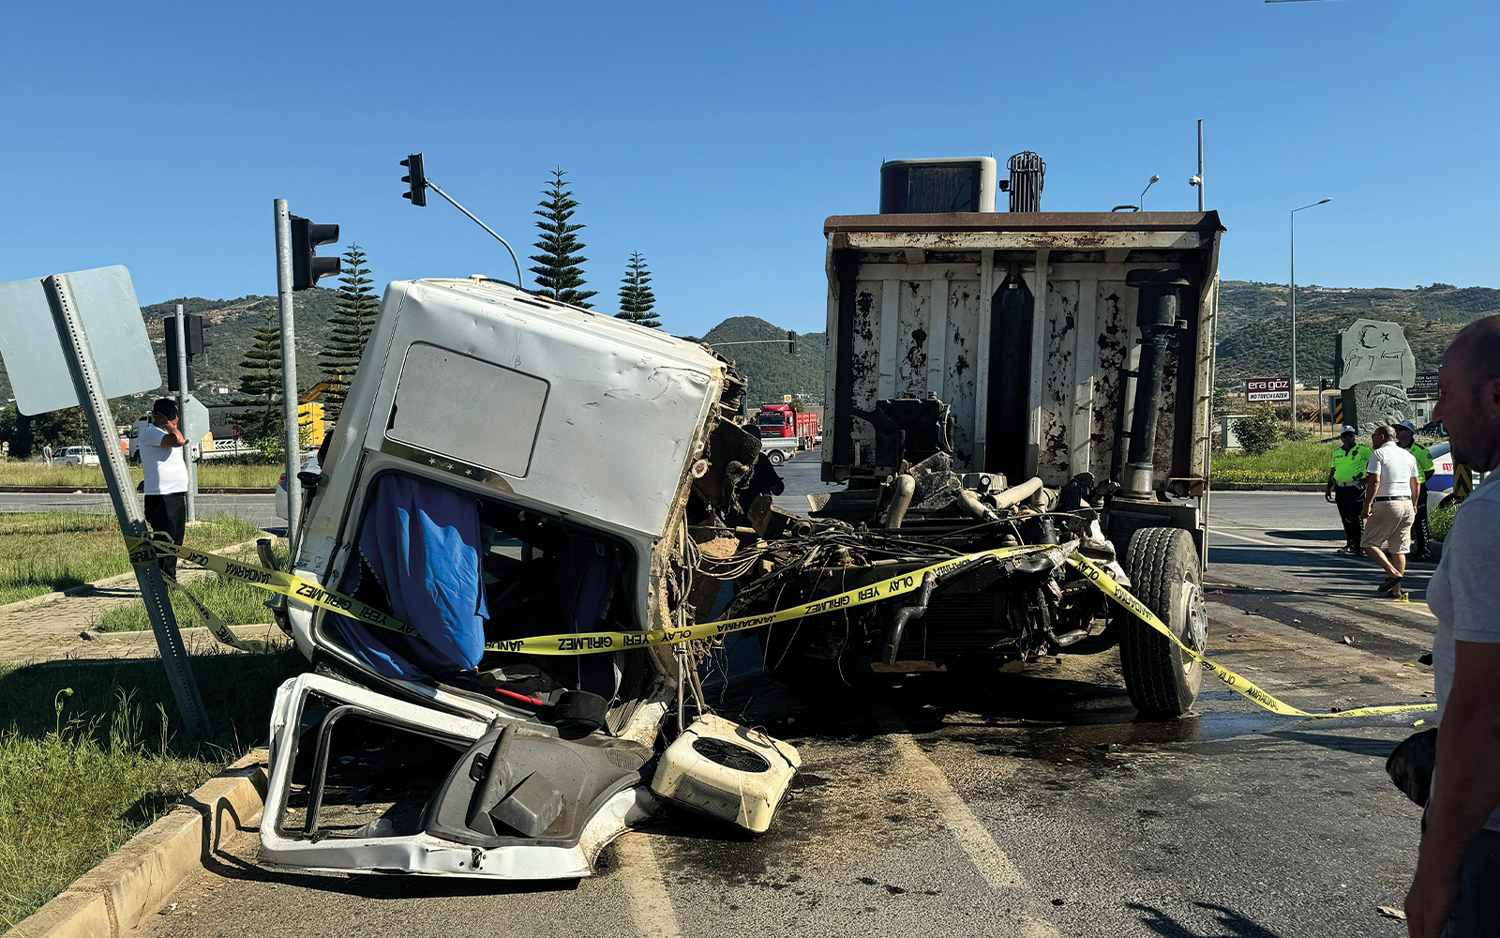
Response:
[[1180, 578, 1208, 666]]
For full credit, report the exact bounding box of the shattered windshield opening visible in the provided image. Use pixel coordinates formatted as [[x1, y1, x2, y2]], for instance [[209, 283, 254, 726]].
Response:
[[322, 469, 642, 724]]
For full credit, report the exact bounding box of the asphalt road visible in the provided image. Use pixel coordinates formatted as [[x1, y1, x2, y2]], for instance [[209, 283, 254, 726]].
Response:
[[61, 469, 1439, 938], [0, 491, 282, 532]]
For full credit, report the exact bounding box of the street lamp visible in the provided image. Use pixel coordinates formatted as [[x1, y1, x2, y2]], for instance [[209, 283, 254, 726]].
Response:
[[1139, 174, 1160, 211], [1290, 197, 1332, 436]]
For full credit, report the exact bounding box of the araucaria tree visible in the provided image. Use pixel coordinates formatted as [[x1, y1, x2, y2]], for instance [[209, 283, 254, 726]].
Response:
[[237, 312, 283, 447], [616, 252, 660, 328], [319, 245, 379, 420], [529, 168, 596, 308]]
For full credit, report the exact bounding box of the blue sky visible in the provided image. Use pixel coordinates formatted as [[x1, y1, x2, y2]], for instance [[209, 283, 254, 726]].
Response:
[[1, 1, 1494, 337]]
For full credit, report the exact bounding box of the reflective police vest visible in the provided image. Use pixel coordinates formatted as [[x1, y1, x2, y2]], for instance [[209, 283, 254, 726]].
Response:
[[1330, 443, 1372, 484]]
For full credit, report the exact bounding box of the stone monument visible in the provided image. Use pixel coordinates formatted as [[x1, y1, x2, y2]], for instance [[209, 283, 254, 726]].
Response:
[[1335, 319, 1417, 433]]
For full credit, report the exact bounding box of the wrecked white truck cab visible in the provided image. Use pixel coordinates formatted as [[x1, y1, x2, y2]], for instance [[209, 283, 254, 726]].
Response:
[[261, 276, 752, 879]]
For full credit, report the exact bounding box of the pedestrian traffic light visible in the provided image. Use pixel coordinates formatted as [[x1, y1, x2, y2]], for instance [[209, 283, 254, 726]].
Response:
[[186, 314, 210, 356], [401, 153, 427, 207], [290, 216, 340, 291], [787, 331, 797, 355]]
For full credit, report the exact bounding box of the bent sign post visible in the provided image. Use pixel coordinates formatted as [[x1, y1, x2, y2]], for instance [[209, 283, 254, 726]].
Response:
[[0, 266, 211, 739]]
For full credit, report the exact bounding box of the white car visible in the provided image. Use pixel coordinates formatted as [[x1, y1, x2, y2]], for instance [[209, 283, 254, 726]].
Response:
[[56, 445, 99, 466], [273, 453, 321, 520]]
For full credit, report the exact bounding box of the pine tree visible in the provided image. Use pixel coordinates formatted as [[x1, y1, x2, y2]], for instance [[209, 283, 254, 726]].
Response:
[[529, 168, 596, 308], [238, 312, 283, 447], [615, 252, 660, 328], [319, 245, 379, 420]]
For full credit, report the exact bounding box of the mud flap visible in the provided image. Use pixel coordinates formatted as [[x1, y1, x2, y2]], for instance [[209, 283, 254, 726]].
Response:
[[260, 673, 658, 880]]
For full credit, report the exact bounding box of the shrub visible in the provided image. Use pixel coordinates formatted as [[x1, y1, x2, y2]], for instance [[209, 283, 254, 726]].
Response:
[[1234, 404, 1281, 456]]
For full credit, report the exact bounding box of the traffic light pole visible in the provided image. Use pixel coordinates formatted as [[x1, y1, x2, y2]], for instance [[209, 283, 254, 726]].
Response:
[[44, 273, 211, 739], [173, 305, 196, 521], [273, 200, 302, 552], [424, 181, 524, 289]]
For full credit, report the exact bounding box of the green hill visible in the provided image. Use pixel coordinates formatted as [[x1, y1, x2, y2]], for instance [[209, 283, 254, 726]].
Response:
[[1214, 280, 1500, 382], [692, 317, 827, 405], [6, 276, 1492, 422], [0, 288, 340, 406]]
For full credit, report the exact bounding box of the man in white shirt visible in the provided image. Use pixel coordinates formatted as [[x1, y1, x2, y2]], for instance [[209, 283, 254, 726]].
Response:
[[1405, 315, 1500, 937], [138, 398, 188, 578], [1362, 424, 1420, 598]]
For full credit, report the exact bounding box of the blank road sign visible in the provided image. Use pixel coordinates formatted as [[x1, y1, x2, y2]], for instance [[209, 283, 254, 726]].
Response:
[[0, 266, 162, 415]]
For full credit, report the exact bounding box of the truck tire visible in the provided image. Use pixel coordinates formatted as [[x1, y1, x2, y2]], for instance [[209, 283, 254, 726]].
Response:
[[767, 449, 786, 467], [1118, 526, 1206, 718]]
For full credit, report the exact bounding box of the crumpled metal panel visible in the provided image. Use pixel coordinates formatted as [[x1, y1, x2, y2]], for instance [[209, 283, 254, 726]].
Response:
[[348, 280, 724, 538]]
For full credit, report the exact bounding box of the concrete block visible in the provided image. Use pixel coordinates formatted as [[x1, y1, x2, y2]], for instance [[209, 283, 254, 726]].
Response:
[[70, 808, 204, 933], [3, 890, 111, 938]]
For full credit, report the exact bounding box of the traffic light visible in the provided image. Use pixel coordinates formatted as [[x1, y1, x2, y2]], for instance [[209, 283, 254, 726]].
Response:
[[787, 331, 797, 355], [401, 153, 427, 206], [187, 314, 210, 356], [290, 216, 340, 291], [164, 321, 183, 392]]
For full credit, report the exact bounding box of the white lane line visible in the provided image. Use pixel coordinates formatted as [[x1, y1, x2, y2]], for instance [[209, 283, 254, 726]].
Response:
[[868, 698, 1062, 937], [615, 832, 684, 938], [1210, 528, 1435, 617]]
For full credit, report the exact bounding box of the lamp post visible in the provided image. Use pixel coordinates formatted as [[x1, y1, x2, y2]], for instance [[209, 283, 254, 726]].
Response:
[[1290, 198, 1332, 436], [1139, 174, 1160, 211]]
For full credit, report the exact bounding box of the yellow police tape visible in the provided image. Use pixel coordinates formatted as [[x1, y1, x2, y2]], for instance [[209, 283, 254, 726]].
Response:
[[126, 535, 1435, 721]]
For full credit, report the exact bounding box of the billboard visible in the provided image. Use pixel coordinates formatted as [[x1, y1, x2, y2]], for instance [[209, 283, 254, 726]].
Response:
[[1245, 377, 1291, 403]]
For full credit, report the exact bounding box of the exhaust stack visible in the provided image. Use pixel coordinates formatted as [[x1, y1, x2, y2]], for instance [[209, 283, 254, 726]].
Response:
[[1120, 268, 1192, 499]]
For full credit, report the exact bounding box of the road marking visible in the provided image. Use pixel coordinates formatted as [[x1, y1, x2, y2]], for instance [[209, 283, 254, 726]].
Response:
[[1209, 528, 1435, 617], [868, 698, 1062, 937], [615, 833, 684, 938]]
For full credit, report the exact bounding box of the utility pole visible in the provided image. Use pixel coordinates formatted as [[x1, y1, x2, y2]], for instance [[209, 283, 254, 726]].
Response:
[[172, 305, 196, 521], [1290, 198, 1333, 438], [1196, 120, 1205, 211], [273, 200, 302, 550]]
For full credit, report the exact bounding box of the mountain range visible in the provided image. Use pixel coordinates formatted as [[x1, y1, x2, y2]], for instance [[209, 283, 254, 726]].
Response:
[[2, 280, 1496, 412]]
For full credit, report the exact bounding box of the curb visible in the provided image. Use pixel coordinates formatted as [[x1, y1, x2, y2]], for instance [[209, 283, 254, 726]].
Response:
[[3, 749, 269, 938]]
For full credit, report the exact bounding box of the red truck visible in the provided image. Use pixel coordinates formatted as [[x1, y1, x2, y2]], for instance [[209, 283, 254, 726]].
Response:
[[756, 403, 818, 450]]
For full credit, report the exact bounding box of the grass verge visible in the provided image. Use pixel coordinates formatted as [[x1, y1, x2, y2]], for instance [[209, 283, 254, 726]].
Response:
[[95, 544, 289, 633], [0, 650, 306, 929], [0, 461, 282, 489], [0, 513, 264, 606], [1211, 439, 1330, 485]]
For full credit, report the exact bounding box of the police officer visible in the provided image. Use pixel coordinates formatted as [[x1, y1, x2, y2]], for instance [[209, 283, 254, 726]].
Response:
[[1326, 426, 1372, 554], [1396, 419, 1436, 562]]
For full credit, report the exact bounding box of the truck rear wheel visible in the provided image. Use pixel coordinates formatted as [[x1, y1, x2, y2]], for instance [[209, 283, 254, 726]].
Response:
[[767, 449, 786, 466], [1118, 526, 1206, 718]]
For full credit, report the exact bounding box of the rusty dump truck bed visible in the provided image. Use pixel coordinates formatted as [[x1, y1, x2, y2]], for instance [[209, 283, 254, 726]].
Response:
[[821, 211, 1224, 496]]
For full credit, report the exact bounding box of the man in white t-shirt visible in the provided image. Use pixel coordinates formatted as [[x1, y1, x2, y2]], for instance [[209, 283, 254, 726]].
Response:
[[138, 398, 188, 578], [1362, 424, 1421, 598], [1404, 315, 1500, 938]]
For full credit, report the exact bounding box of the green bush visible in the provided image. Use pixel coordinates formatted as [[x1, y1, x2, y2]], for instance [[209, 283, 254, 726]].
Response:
[[1429, 503, 1458, 543], [1234, 404, 1282, 456]]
